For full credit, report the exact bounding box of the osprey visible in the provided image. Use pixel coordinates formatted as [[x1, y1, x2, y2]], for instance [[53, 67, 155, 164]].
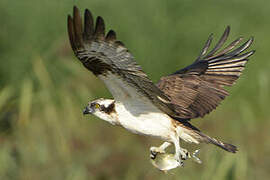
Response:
[[67, 6, 254, 168]]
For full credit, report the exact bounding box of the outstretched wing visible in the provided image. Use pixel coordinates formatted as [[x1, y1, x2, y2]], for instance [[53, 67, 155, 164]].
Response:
[[67, 6, 176, 116], [157, 26, 254, 119]]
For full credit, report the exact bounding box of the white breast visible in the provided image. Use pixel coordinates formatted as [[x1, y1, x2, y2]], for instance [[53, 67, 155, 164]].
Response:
[[114, 101, 174, 141], [98, 72, 175, 140]]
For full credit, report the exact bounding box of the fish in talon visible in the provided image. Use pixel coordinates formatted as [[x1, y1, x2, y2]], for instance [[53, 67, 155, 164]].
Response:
[[150, 152, 184, 171]]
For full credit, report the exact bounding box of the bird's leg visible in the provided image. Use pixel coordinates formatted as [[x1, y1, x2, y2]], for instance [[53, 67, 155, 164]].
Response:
[[150, 142, 171, 159], [172, 137, 190, 166], [172, 137, 182, 163]]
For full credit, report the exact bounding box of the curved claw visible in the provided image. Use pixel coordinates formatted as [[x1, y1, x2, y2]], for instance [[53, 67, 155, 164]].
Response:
[[180, 148, 191, 160], [150, 146, 166, 159]]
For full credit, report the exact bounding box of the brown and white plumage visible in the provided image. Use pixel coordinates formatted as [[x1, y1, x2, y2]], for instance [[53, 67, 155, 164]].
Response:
[[67, 7, 175, 116], [67, 6, 254, 169], [158, 27, 254, 119]]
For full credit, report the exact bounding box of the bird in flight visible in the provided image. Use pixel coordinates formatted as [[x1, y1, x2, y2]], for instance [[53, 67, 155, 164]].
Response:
[[67, 6, 254, 169]]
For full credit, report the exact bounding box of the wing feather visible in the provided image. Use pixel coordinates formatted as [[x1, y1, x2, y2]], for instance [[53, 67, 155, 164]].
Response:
[[67, 15, 76, 51], [68, 8, 255, 120], [105, 30, 117, 42], [196, 34, 213, 61], [157, 26, 255, 119], [204, 26, 230, 58], [67, 6, 176, 116], [94, 16, 105, 40], [73, 6, 84, 47], [84, 9, 94, 38]]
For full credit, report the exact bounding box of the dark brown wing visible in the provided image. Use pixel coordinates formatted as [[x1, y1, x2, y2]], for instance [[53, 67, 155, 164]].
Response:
[[157, 26, 254, 119], [67, 7, 144, 76], [67, 6, 177, 116]]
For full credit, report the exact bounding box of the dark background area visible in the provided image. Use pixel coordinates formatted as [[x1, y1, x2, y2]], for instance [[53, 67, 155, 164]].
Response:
[[0, 0, 269, 179]]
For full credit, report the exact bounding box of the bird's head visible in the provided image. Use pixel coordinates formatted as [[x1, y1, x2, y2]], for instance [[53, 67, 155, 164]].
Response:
[[83, 98, 118, 125]]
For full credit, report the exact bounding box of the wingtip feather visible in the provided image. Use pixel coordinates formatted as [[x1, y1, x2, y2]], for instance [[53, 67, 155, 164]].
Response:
[[205, 26, 231, 58], [106, 30, 117, 42], [225, 25, 230, 34], [84, 8, 94, 38], [94, 16, 105, 40], [67, 15, 76, 51], [196, 33, 214, 61], [73, 6, 84, 48]]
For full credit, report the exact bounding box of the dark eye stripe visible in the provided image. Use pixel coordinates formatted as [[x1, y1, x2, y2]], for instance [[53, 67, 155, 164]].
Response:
[[100, 103, 115, 114], [100, 105, 106, 111]]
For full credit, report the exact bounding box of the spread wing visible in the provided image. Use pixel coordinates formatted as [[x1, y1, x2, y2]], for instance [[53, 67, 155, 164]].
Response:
[[67, 6, 176, 116], [157, 26, 254, 119]]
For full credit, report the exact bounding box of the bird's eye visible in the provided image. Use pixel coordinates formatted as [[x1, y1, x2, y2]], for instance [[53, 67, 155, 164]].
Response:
[[95, 103, 100, 109]]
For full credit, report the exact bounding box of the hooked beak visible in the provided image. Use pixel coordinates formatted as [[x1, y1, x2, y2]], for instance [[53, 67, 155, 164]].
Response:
[[83, 106, 94, 115]]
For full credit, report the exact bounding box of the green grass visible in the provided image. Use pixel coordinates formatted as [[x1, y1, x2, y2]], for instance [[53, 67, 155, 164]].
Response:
[[0, 0, 270, 179]]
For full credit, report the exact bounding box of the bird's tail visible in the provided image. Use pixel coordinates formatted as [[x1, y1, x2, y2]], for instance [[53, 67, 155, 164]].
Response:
[[175, 121, 238, 153], [196, 131, 238, 153]]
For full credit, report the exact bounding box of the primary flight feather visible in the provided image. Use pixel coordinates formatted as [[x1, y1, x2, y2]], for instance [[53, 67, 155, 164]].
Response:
[[67, 6, 254, 169]]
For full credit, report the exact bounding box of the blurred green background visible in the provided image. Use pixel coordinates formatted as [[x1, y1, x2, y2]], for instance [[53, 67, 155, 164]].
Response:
[[0, 0, 269, 179]]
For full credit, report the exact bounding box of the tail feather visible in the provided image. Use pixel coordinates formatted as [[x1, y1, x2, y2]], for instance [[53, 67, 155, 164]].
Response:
[[175, 120, 238, 153], [197, 131, 238, 153]]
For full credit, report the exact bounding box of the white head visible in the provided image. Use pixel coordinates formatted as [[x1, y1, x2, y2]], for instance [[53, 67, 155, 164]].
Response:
[[83, 98, 118, 125]]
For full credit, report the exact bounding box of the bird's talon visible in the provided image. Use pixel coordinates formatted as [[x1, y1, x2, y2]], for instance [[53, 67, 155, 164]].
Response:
[[177, 158, 184, 167], [150, 146, 166, 160], [150, 153, 156, 159], [150, 150, 157, 156], [150, 148, 160, 160], [180, 153, 187, 160], [150, 151, 157, 159], [180, 148, 190, 160], [180, 161, 184, 166]]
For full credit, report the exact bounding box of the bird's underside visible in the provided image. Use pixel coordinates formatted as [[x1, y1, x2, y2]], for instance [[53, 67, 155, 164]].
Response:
[[67, 6, 254, 170]]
